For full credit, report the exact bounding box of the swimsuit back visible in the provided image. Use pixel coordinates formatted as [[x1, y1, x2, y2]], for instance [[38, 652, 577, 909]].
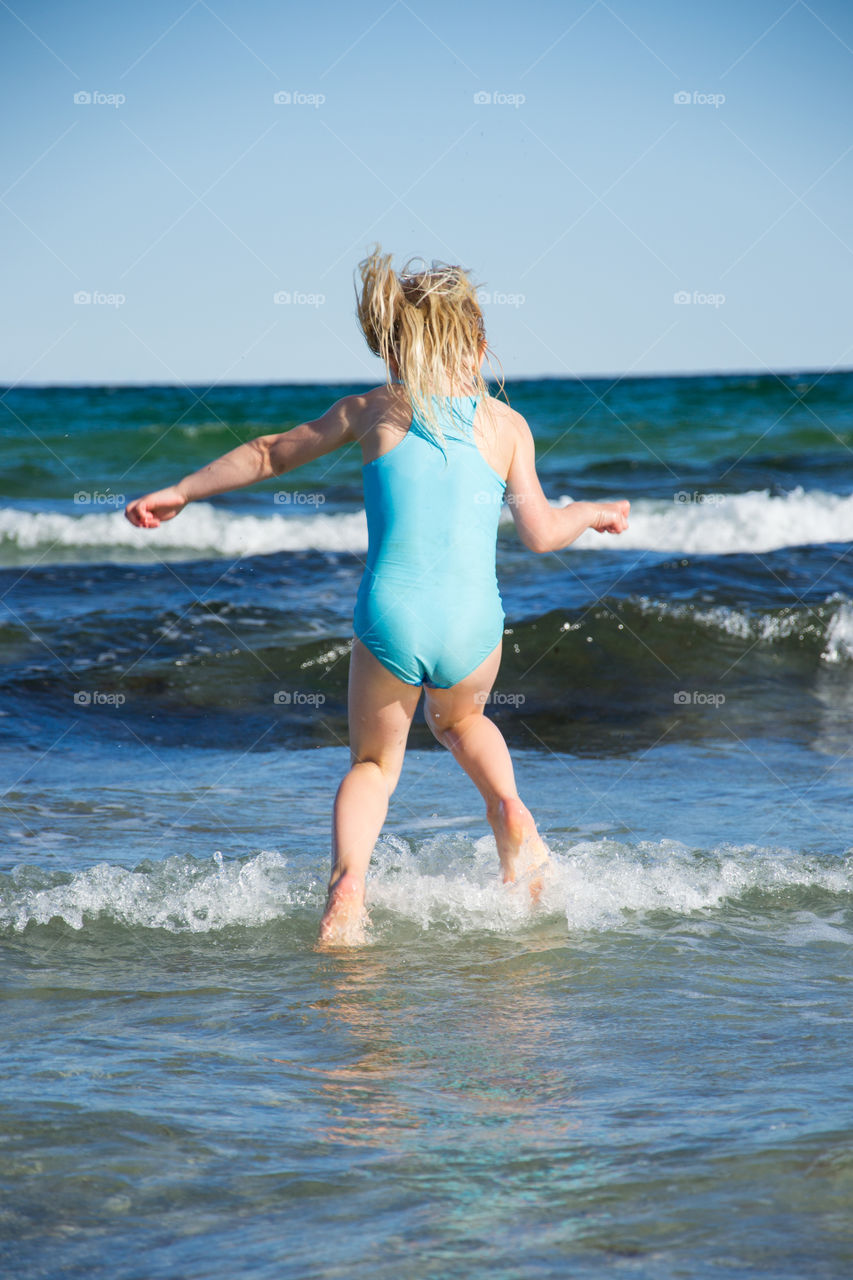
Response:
[[354, 395, 507, 688]]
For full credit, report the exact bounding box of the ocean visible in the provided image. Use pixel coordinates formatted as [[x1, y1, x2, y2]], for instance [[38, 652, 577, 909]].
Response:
[[1, 371, 852, 1278]]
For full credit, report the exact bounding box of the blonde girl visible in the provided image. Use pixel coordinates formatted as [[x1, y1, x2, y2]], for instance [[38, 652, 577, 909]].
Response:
[[126, 248, 630, 944]]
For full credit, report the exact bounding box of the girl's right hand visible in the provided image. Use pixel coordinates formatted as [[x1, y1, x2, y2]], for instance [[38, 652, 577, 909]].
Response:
[[588, 500, 630, 535], [125, 486, 187, 528]]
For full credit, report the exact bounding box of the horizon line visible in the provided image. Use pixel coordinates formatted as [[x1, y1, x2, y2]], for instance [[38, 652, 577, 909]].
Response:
[[3, 364, 850, 391]]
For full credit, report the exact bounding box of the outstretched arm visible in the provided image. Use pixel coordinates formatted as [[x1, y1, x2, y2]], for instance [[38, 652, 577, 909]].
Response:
[[505, 414, 630, 552], [125, 395, 361, 528]]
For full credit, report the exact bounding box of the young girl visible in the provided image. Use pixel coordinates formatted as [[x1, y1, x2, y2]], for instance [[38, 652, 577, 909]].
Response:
[[125, 248, 630, 945]]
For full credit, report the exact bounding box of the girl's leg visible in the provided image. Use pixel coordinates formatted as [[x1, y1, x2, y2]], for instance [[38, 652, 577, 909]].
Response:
[[423, 643, 550, 888], [318, 638, 422, 944]]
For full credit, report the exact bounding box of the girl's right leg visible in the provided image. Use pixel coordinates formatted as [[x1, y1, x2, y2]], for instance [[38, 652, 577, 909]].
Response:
[[318, 638, 422, 945], [423, 643, 550, 890]]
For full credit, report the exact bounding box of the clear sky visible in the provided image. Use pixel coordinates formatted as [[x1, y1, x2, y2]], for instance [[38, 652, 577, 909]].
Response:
[[2, 0, 852, 384]]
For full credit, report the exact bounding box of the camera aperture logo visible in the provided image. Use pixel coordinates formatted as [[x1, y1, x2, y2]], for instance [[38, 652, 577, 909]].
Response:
[[673, 90, 725, 108], [273, 90, 325, 108], [74, 491, 126, 507], [674, 290, 725, 308], [73, 90, 126, 108], [274, 690, 326, 706], [474, 690, 526, 707], [273, 490, 325, 506], [74, 290, 126, 308], [273, 291, 325, 307], [478, 290, 525, 308], [473, 91, 526, 108], [673, 491, 725, 506], [674, 690, 726, 708], [74, 690, 126, 707]]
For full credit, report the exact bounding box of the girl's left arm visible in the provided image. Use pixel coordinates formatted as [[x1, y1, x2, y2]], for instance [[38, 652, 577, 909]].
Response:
[[125, 395, 363, 528]]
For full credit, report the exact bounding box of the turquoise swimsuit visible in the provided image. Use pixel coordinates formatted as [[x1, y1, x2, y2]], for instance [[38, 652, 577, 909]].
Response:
[[354, 395, 506, 688]]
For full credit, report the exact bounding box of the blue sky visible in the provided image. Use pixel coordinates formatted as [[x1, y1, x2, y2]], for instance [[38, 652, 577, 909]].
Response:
[[2, 0, 852, 383]]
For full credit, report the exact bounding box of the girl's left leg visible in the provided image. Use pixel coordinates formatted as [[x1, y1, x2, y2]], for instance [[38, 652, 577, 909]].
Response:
[[318, 638, 422, 944], [422, 643, 551, 892]]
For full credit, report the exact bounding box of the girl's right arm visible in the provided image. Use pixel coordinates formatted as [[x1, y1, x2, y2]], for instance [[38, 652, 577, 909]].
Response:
[[125, 395, 363, 528], [505, 413, 630, 552]]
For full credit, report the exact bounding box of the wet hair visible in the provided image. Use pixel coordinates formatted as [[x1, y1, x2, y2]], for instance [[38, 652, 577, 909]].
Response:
[[355, 245, 500, 444]]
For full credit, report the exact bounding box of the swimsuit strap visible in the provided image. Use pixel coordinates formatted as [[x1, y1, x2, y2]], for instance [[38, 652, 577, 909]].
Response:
[[413, 393, 478, 443]]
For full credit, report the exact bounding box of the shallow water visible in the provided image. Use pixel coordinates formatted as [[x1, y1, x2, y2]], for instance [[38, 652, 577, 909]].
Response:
[[2, 742, 852, 1278], [2, 374, 852, 1276]]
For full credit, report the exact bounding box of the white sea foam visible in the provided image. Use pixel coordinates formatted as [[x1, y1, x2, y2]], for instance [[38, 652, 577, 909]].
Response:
[[369, 835, 853, 937], [3, 838, 850, 940], [0, 503, 368, 563], [562, 485, 853, 555], [632, 593, 853, 663], [0, 850, 300, 933], [822, 600, 853, 663], [1, 486, 851, 565]]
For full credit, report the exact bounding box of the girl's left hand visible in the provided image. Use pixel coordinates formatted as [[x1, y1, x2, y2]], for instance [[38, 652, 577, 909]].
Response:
[[588, 499, 630, 535]]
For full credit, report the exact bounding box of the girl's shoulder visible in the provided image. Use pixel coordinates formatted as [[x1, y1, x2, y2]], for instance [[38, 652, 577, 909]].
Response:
[[350, 383, 411, 434], [345, 385, 529, 445], [478, 393, 529, 441], [344, 383, 412, 459], [475, 394, 529, 478]]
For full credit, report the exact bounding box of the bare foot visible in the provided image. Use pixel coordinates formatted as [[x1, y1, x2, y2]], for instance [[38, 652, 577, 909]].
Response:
[[317, 871, 369, 947], [489, 797, 552, 903]]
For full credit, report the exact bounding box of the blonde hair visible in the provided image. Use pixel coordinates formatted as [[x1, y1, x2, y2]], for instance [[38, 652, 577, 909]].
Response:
[[355, 245, 501, 444]]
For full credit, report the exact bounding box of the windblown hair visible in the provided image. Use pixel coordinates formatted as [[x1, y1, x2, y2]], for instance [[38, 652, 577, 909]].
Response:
[[355, 246, 500, 444]]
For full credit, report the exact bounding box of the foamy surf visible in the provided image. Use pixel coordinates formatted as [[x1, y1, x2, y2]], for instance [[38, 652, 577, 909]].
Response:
[[0, 850, 304, 934], [1, 485, 851, 566], [822, 599, 853, 663], [630, 593, 853, 665], [0, 503, 369, 565], [3, 838, 850, 941], [562, 485, 853, 554]]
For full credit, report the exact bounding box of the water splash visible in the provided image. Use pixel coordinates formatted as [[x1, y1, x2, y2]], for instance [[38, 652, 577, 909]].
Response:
[[3, 838, 850, 941]]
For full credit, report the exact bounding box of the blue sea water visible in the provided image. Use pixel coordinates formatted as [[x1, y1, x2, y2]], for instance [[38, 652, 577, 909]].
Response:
[[1, 372, 852, 1278]]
